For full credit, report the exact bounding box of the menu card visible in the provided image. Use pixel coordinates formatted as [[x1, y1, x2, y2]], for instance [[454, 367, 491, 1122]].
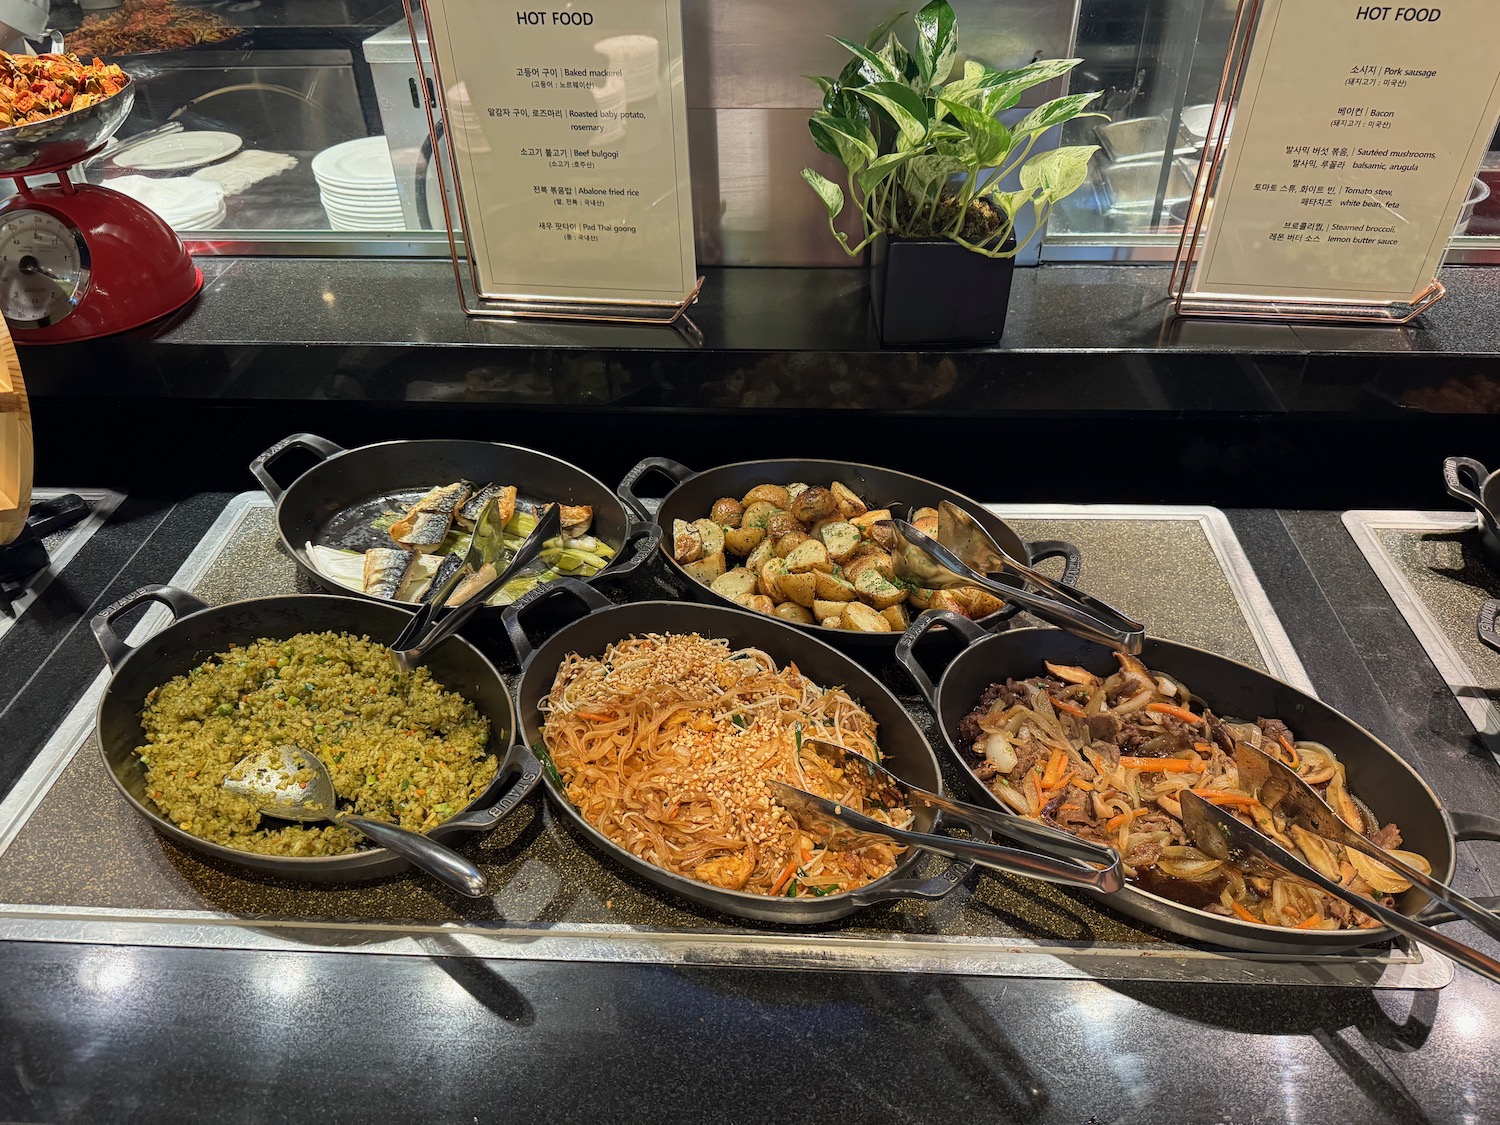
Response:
[[1192, 0, 1500, 304], [420, 0, 697, 307]]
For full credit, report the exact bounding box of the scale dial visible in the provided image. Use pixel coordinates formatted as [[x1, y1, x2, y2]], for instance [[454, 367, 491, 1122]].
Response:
[[0, 208, 91, 329]]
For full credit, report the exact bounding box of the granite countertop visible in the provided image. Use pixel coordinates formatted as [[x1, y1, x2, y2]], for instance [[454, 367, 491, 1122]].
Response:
[[1, 485, 1497, 1123]]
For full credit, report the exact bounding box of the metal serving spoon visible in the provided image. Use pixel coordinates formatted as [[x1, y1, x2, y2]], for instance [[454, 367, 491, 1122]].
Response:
[[1179, 790, 1500, 983], [224, 744, 488, 897], [390, 503, 560, 673], [1233, 740, 1500, 942], [880, 516, 1146, 653], [796, 738, 1124, 888]]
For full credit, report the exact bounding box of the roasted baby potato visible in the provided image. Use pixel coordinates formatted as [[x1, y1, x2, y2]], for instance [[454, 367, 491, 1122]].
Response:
[[673, 519, 703, 564], [842, 603, 892, 632], [790, 485, 837, 524], [742, 484, 791, 510], [710, 498, 744, 528]]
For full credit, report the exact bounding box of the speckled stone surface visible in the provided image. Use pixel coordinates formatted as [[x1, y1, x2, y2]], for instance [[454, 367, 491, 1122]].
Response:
[[0, 503, 1296, 961], [1375, 525, 1500, 714]]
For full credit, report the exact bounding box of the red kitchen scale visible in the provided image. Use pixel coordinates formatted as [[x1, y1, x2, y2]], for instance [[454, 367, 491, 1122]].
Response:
[[0, 76, 201, 343]]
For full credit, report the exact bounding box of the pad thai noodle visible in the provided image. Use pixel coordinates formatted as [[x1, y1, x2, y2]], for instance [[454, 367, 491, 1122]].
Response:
[[541, 632, 912, 897], [956, 652, 1432, 930]]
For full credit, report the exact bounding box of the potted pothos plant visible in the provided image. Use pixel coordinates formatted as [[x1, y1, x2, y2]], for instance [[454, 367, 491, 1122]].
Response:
[[801, 1, 1105, 345]]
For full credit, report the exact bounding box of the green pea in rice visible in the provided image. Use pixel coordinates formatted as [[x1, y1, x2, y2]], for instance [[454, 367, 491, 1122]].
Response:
[[136, 631, 495, 857]]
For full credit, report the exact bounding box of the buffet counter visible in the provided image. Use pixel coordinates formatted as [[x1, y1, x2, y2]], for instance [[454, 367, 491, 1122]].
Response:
[[1, 478, 1497, 1122]]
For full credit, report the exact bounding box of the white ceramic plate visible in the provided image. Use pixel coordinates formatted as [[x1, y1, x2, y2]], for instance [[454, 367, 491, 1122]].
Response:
[[311, 136, 396, 189], [114, 131, 243, 172], [321, 198, 403, 218], [317, 184, 402, 206]]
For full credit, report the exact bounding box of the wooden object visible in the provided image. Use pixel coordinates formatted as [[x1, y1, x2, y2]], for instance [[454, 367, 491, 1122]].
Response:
[[0, 320, 31, 547]]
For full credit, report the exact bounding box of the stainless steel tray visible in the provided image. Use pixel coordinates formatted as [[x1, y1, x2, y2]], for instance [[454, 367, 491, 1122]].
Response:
[[1344, 509, 1500, 753], [0, 488, 124, 642], [0, 494, 1449, 988]]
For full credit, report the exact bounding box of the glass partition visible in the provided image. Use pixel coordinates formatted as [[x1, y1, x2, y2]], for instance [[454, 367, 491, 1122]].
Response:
[[41, 0, 1499, 261]]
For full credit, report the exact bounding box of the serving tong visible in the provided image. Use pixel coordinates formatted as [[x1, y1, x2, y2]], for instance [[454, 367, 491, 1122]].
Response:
[[768, 739, 1124, 893], [881, 502, 1145, 653], [1233, 740, 1500, 942], [389, 501, 560, 673], [1179, 790, 1500, 983]]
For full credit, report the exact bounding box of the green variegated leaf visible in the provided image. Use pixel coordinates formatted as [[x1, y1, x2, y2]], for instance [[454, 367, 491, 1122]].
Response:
[[807, 75, 834, 99], [906, 153, 964, 198], [978, 58, 1084, 115], [808, 115, 876, 171], [853, 81, 931, 144], [915, 0, 958, 90], [1012, 92, 1106, 139], [802, 168, 846, 220], [987, 187, 1035, 219], [864, 10, 909, 49], [857, 150, 914, 195], [938, 99, 1012, 169], [1017, 144, 1098, 203], [831, 35, 901, 84]]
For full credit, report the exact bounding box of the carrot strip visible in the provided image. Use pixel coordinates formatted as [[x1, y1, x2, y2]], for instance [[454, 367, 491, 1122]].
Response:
[[1231, 900, 1262, 924], [576, 709, 616, 722], [1193, 741, 1216, 755], [1049, 694, 1086, 718], [1146, 702, 1202, 723], [1041, 749, 1068, 790], [1295, 914, 1326, 929], [1278, 733, 1301, 768], [1048, 772, 1076, 794], [770, 859, 798, 896], [1190, 789, 1261, 809], [1105, 808, 1144, 832], [1118, 756, 1200, 772], [1072, 779, 1095, 791]]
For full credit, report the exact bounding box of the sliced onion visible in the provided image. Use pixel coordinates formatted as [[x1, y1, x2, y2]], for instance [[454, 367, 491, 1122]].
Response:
[[1156, 856, 1224, 880], [992, 780, 1031, 815], [1347, 848, 1429, 895], [982, 732, 1017, 774]]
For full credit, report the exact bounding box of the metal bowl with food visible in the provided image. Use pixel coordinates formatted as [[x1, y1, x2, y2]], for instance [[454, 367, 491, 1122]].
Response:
[[897, 616, 1500, 954], [502, 579, 973, 924], [250, 433, 659, 622], [616, 456, 1082, 648], [91, 585, 541, 884]]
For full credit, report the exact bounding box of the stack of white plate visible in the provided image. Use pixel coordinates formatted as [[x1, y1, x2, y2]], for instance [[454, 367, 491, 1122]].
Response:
[[107, 175, 227, 231], [312, 136, 405, 231]]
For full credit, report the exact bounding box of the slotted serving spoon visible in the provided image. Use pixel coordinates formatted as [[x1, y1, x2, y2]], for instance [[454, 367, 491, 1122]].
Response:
[[224, 744, 488, 897], [1179, 790, 1500, 984], [390, 503, 561, 673], [881, 514, 1146, 653], [1233, 740, 1500, 942]]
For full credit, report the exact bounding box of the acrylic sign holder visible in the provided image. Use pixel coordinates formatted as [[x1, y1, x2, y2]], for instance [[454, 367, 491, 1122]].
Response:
[[400, 0, 702, 327], [1168, 0, 1444, 325]]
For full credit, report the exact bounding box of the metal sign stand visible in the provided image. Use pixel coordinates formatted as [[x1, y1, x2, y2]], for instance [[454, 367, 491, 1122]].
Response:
[[401, 0, 702, 327]]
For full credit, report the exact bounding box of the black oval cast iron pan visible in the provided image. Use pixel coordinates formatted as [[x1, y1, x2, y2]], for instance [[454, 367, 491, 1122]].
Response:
[[91, 585, 541, 884], [505, 580, 970, 924], [616, 456, 1083, 650], [251, 433, 659, 620], [898, 617, 1500, 955]]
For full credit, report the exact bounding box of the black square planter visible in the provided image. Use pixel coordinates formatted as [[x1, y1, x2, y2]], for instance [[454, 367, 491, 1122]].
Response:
[[870, 234, 1016, 346]]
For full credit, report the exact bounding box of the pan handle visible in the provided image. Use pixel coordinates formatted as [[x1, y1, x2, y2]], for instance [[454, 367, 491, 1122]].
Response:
[[1024, 539, 1083, 588], [599, 521, 663, 582], [1442, 457, 1494, 514], [895, 609, 992, 708], [90, 584, 209, 671], [1479, 601, 1500, 654], [431, 744, 544, 839], [1450, 809, 1500, 842], [616, 456, 696, 521], [248, 433, 346, 504], [501, 577, 614, 667], [850, 856, 974, 907]]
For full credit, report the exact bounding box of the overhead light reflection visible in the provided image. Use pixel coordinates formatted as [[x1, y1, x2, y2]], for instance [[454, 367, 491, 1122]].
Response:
[[79, 950, 136, 995]]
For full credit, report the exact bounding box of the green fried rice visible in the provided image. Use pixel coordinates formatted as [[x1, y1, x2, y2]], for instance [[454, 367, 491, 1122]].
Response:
[[135, 631, 496, 857]]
